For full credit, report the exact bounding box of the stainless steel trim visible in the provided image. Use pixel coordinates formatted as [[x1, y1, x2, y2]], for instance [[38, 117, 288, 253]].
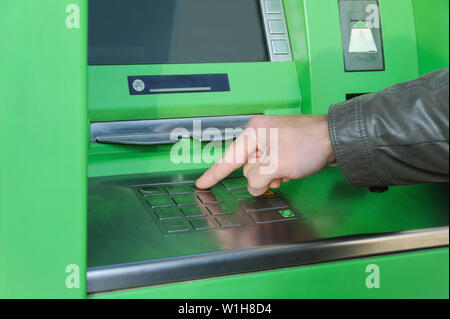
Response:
[[259, 0, 293, 62], [87, 226, 449, 294], [90, 115, 253, 145]]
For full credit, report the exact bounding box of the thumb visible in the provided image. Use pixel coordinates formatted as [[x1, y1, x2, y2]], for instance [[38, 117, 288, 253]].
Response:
[[246, 162, 276, 196]]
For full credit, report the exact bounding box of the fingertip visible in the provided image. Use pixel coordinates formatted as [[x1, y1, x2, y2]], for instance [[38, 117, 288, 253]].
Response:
[[194, 178, 204, 189], [248, 185, 268, 197], [195, 164, 224, 189], [195, 172, 212, 189]]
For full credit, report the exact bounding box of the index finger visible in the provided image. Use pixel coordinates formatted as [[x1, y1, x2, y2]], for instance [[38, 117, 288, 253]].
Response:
[[196, 128, 257, 189]]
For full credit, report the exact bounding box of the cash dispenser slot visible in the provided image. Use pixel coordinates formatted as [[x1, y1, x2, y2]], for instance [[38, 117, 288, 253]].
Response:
[[90, 115, 253, 145]]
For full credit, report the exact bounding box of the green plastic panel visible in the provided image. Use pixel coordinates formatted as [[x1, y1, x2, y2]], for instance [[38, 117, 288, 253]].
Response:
[[1, 0, 447, 299], [0, 0, 87, 298], [287, 0, 420, 114], [280, 167, 449, 238], [90, 248, 449, 299], [412, 0, 449, 75], [89, 140, 213, 178], [89, 62, 301, 122], [86, 0, 448, 299]]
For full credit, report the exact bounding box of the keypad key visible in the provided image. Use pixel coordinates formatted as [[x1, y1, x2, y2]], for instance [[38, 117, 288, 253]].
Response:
[[197, 192, 223, 204], [265, 0, 282, 14], [147, 196, 174, 208], [278, 209, 296, 218], [250, 209, 298, 224], [139, 186, 166, 197], [231, 188, 278, 201], [216, 215, 242, 228], [231, 188, 255, 201], [173, 194, 198, 206], [161, 219, 192, 233], [206, 203, 233, 216], [189, 185, 212, 193], [190, 218, 217, 231], [222, 178, 247, 190], [154, 207, 182, 220], [181, 206, 207, 218], [164, 184, 190, 195], [241, 198, 288, 213], [262, 189, 277, 197]]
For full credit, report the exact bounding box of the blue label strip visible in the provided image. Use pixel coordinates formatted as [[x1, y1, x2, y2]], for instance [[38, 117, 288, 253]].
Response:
[[128, 74, 230, 95]]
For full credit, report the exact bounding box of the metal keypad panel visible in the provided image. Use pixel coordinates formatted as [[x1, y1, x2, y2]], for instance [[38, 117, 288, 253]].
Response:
[[259, 0, 293, 62], [133, 177, 299, 235]]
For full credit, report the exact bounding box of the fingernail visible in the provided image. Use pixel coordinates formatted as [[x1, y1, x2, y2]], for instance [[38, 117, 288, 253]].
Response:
[[248, 186, 264, 197]]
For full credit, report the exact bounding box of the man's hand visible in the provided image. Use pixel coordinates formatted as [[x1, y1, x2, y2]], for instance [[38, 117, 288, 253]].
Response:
[[195, 115, 336, 196]]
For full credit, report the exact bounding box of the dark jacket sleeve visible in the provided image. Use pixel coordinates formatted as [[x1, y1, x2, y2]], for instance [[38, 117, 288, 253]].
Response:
[[328, 69, 449, 187]]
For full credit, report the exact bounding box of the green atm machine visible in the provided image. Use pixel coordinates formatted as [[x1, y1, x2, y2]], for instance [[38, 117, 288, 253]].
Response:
[[0, 0, 448, 298]]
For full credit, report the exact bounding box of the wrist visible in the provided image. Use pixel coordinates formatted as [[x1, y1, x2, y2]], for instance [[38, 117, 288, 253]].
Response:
[[319, 115, 337, 166]]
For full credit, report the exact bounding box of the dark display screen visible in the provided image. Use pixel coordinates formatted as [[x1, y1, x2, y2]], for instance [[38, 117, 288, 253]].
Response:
[[88, 0, 269, 65]]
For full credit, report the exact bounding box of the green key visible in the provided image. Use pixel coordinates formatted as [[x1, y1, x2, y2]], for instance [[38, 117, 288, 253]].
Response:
[[161, 219, 192, 234], [279, 209, 295, 218], [216, 215, 242, 228], [181, 206, 206, 218], [232, 188, 277, 201], [154, 207, 181, 220], [139, 186, 166, 197], [164, 184, 190, 195], [147, 196, 174, 208], [190, 218, 217, 231], [222, 178, 247, 190], [231, 188, 255, 200], [173, 194, 197, 206]]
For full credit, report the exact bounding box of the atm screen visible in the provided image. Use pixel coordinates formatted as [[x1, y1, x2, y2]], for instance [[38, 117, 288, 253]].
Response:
[[88, 0, 269, 65]]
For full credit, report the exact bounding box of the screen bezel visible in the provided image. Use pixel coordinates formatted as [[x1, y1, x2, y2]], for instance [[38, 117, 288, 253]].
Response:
[[88, 0, 271, 65], [88, 0, 297, 122]]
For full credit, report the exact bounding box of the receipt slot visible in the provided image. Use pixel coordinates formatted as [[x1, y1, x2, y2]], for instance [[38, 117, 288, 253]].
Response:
[[339, 0, 385, 71]]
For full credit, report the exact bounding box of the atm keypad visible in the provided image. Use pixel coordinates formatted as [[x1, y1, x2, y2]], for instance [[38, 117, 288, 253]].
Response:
[[135, 177, 300, 234]]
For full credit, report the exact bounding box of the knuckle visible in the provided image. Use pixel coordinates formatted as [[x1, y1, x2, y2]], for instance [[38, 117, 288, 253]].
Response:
[[246, 175, 258, 189], [247, 175, 264, 190]]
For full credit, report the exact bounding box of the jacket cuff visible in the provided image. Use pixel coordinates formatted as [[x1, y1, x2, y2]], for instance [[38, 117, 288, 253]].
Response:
[[328, 99, 385, 187]]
